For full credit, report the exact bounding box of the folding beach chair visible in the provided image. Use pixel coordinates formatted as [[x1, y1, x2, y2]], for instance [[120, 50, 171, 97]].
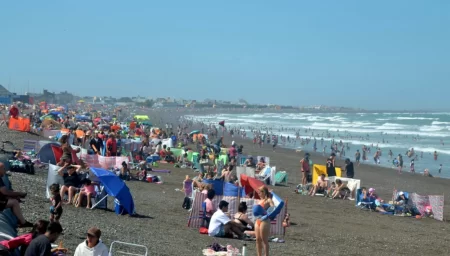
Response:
[[201, 202, 210, 227], [23, 139, 38, 153], [354, 188, 376, 210], [275, 171, 288, 186], [109, 241, 148, 256], [183, 179, 195, 210], [90, 185, 108, 210], [257, 166, 273, 184]]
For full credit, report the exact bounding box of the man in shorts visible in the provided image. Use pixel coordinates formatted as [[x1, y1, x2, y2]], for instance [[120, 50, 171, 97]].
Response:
[[309, 174, 328, 196], [300, 153, 311, 186], [208, 200, 245, 239]]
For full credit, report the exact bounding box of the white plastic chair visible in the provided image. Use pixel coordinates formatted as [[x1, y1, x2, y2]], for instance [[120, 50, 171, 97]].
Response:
[[109, 241, 148, 256]]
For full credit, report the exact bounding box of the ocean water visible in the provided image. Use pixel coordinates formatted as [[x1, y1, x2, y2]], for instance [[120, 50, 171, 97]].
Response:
[[185, 112, 450, 178]]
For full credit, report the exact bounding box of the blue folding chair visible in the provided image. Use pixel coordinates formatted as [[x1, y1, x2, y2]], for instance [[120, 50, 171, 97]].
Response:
[[201, 202, 210, 227]]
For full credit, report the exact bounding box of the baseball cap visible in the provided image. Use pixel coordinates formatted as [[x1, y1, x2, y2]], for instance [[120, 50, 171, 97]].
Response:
[[398, 191, 404, 196], [87, 227, 101, 238], [368, 188, 375, 193]]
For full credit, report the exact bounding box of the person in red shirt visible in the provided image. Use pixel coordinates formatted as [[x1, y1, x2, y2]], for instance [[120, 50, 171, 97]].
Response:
[[159, 145, 167, 158], [106, 133, 117, 157], [9, 105, 19, 118]]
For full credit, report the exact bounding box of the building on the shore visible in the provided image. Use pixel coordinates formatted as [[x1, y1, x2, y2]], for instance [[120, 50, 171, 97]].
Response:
[[0, 84, 13, 104], [55, 91, 74, 104]]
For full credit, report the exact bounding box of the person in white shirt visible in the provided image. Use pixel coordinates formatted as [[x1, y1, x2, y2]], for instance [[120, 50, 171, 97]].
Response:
[[208, 200, 245, 239], [74, 227, 109, 256]]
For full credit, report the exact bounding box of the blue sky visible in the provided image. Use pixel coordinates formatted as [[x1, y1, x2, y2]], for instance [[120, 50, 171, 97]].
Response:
[[1, 1, 449, 110]]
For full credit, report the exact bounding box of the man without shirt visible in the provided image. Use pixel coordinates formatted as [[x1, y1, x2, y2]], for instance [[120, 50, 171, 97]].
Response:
[[309, 174, 328, 196]]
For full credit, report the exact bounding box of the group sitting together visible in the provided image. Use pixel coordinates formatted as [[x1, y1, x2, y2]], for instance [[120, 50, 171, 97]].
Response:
[[308, 174, 353, 199], [204, 186, 275, 256]]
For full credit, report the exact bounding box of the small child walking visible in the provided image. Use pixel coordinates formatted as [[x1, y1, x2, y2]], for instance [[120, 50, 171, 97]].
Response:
[[49, 184, 63, 223], [410, 159, 415, 173]]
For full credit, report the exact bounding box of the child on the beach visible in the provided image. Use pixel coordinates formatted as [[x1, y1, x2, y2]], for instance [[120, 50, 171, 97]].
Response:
[[49, 184, 62, 223], [410, 159, 415, 173], [327, 182, 336, 197], [75, 179, 97, 209]]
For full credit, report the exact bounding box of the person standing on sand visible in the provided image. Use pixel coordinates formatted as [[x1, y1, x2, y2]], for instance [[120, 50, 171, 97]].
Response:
[[355, 150, 361, 166], [326, 153, 336, 177], [344, 158, 354, 178], [410, 159, 415, 173], [300, 153, 310, 186], [397, 154, 403, 174]]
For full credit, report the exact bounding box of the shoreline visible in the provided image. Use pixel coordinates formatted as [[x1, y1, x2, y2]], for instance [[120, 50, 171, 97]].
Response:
[[180, 111, 447, 181]]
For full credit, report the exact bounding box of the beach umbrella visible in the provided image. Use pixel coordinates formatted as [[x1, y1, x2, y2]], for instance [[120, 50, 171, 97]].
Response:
[[90, 167, 135, 215], [189, 130, 200, 136]]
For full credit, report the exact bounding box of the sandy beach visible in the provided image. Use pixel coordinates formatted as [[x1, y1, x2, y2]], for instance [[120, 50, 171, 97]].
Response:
[[3, 108, 450, 256]]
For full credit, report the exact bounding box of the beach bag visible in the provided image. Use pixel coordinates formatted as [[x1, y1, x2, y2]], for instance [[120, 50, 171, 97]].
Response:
[[182, 197, 191, 210], [199, 227, 208, 234]]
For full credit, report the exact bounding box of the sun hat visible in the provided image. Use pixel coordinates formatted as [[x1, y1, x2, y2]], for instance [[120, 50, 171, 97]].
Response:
[[369, 188, 375, 193], [399, 191, 404, 196]]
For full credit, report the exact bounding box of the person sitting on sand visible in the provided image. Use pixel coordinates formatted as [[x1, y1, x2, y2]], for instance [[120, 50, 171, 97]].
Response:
[[0, 220, 49, 255], [24, 222, 63, 256], [331, 179, 350, 199], [164, 147, 175, 162], [120, 161, 130, 181], [58, 165, 83, 205], [218, 165, 233, 182], [0, 163, 33, 228], [159, 145, 168, 159], [204, 189, 216, 227], [394, 191, 408, 206], [327, 182, 336, 197], [234, 202, 255, 236], [244, 157, 256, 168], [423, 169, 433, 177], [208, 200, 245, 239], [256, 157, 266, 173], [367, 188, 378, 200], [309, 174, 328, 196], [74, 227, 109, 256]]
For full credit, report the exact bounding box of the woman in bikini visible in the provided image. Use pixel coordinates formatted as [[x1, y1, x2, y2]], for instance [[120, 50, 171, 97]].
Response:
[[256, 186, 274, 256], [234, 202, 255, 237]]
